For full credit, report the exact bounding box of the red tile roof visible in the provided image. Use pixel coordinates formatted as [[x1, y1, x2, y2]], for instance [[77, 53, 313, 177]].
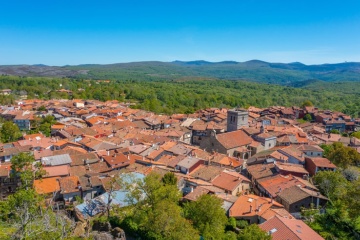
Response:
[[260, 215, 324, 240], [229, 194, 283, 218], [33, 177, 60, 194], [216, 130, 252, 149]]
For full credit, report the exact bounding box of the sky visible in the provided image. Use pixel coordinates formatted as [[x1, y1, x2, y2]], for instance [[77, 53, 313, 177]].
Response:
[[1, 0, 360, 65]]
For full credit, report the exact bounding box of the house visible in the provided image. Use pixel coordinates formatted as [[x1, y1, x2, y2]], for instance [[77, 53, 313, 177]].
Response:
[[278, 146, 305, 165], [324, 120, 346, 133], [41, 154, 72, 166], [176, 157, 204, 174], [274, 163, 309, 178], [228, 194, 284, 224], [280, 108, 295, 119], [0, 163, 20, 199], [43, 165, 70, 178], [33, 177, 61, 200], [253, 131, 277, 151], [17, 136, 54, 151], [59, 176, 81, 203], [189, 164, 224, 182], [0, 89, 12, 95], [215, 192, 239, 214], [305, 157, 337, 176], [166, 143, 193, 156], [13, 111, 33, 130], [69, 152, 99, 166], [246, 163, 279, 187], [182, 186, 210, 202], [257, 174, 317, 199], [102, 153, 133, 170], [297, 145, 324, 157], [211, 170, 251, 196], [260, 215, 324, 240], [0, 145, 32, 163], [276, 185, 328, 215], [200, 129, 252, 158]]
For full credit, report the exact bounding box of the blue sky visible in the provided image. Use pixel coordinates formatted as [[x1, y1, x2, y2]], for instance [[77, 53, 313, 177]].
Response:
[[1, 0, 360, 65]]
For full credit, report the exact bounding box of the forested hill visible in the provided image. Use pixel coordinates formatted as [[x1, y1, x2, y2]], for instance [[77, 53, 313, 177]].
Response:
[[1, 60, 360, 84]]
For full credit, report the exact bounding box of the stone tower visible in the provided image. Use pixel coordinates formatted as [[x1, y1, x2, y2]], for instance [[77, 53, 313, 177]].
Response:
[[227, 108, 249, 132]]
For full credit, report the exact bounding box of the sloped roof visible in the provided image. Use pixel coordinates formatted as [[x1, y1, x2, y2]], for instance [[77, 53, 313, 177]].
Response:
[[34, 177, 60, 194], [229, 194, 283, 218], [41, 154, 72, 166], [260, 215, 324, 240], [216, 130, 252, 149]]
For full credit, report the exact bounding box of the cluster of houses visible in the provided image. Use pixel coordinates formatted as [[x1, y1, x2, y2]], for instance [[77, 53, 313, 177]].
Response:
[[1, 99, 359, 239]]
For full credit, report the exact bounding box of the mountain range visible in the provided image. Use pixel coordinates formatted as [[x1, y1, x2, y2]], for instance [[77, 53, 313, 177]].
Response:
[[1, 60, 360, 85]]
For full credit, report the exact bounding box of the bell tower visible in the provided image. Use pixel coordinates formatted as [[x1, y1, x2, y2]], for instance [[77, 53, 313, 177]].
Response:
[[227, 108, 249, 132]]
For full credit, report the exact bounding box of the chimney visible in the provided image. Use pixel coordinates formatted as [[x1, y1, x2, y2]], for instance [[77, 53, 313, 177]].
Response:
[[249, 205, 252, 212], [107, 150, 109, 156], [190, 186, 194, 192], [127, 154, 130, 160]]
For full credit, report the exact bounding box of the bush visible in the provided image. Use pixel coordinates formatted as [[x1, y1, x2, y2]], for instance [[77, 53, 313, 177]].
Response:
[[236, 220, 249, 229]]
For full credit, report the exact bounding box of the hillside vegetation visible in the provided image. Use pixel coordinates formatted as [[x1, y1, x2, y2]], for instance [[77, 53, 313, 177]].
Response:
[[1, 60, 360, 85], [1, 76, 360, 117]]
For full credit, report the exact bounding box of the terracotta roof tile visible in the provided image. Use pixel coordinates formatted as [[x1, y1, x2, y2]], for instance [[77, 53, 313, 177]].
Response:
[[34, 177, 60, 194], [216, 130, 252, 149], [260, 215, 324, 240]]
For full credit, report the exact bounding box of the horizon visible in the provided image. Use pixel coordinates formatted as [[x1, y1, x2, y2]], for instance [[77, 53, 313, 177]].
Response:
[[2, 59, 359, 68], [1, 1, 360, 65]]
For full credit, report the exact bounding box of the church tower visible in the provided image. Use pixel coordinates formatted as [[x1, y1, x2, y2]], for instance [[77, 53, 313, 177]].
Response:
[[227, 108, 249, 132]]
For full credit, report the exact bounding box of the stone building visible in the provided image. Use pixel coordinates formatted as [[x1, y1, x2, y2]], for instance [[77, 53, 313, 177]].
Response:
[[227, 108, 249, 132]]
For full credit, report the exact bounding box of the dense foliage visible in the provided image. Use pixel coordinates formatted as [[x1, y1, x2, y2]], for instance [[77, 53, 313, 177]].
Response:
[[1, 76, 360, 116], [321, 142, 360, 168], [107, 172, 270, 240], [309, 170, 360, 239], [0, 121, 22, 143]]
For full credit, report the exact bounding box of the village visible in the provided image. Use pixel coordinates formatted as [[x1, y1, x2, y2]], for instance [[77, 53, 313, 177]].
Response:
[[1, 98, 360, 239]]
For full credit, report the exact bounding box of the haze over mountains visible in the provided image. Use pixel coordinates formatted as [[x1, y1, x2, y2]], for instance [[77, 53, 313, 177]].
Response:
[[1, 60, 360, 85]]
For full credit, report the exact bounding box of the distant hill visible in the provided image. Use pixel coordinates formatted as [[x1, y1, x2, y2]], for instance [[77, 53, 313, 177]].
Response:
[[1, 60, 360, 84], [0, 65, 88, 78]]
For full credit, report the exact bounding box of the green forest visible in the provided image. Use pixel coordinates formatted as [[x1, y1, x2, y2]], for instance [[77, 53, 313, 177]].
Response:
[[1, 75, 360, 116]]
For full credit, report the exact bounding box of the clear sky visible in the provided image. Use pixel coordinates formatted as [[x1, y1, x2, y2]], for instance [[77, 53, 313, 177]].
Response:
[[1, 0, 360, 65]]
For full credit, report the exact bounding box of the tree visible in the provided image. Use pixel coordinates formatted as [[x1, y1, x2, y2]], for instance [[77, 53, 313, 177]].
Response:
[[1, 189, 75, 239], [0, 121, 21, 143], [226, 217, 236, 231], [313, 171, 348, 202], [37, 105, 46, 111], [237, 224, 272, 240], [327, 142, 360, 168], [119, 172, 198, 239], [320, 144, 333, 158], [161, 172, 177, 186], [342, 167, 359, 182], [141, 200, 199, 240], [11, 152, 45, 189], [184, 194, 228, 239], [351, 131, 360, 139], [301, 100, 313, 108], [303, 113, 312, 121], [330, 129, 340, 134], [39, 122, 51, 137]]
